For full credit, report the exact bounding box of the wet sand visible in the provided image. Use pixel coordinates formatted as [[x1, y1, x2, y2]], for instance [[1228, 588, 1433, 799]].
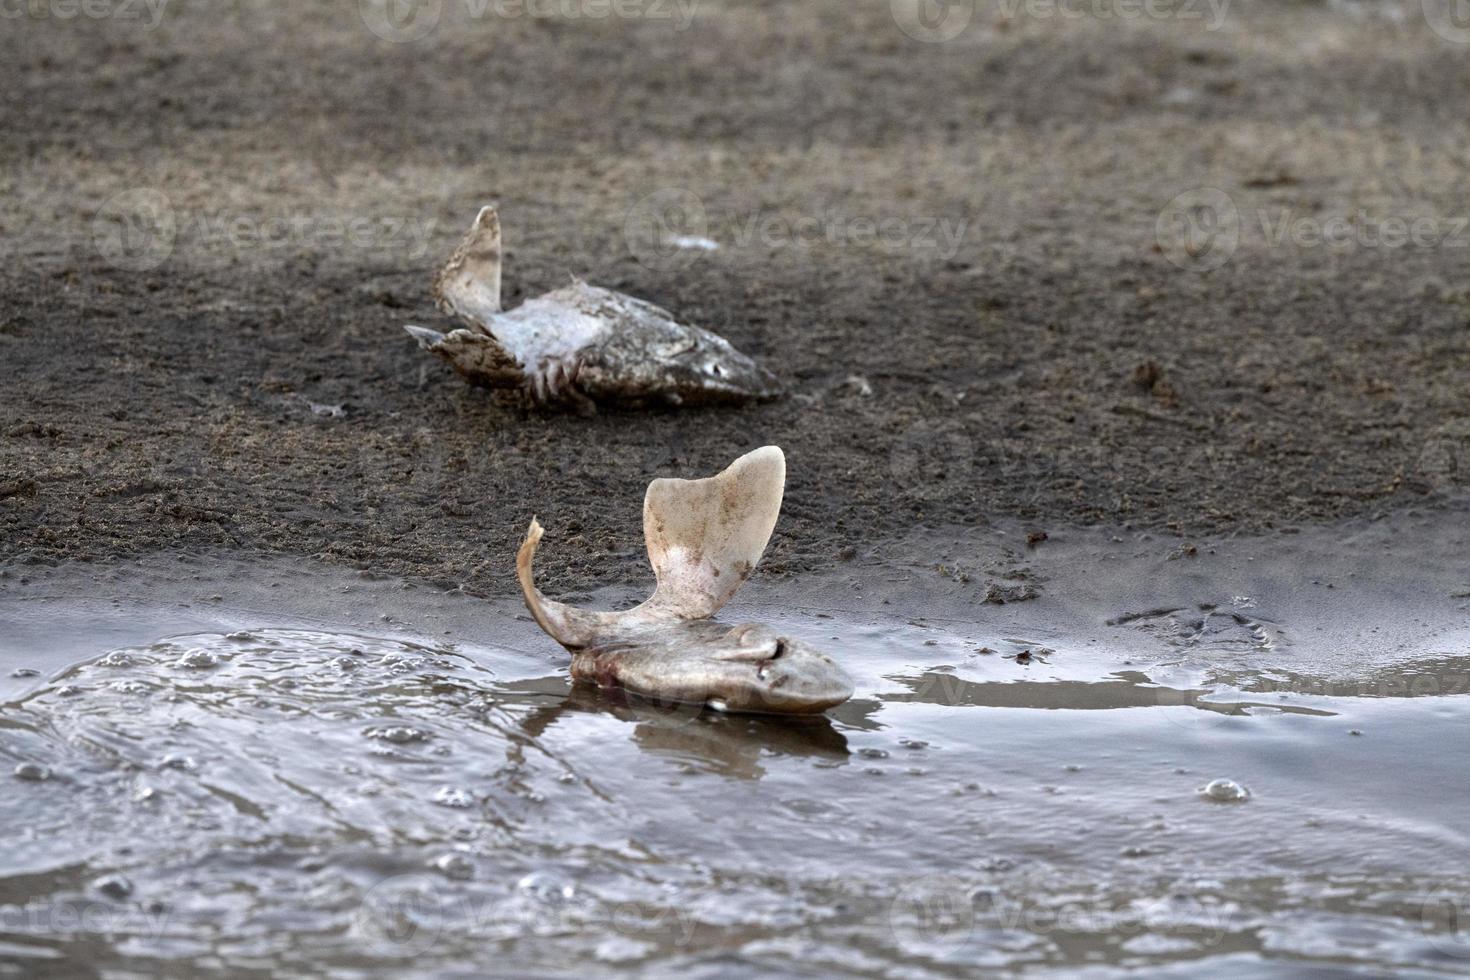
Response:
[[4, 0, 1470, 974], [2, 507, 1469, 975], [3, 1, 1470, 593]]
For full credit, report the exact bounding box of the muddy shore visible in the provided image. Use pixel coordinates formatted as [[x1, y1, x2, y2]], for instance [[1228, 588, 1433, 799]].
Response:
[[3, 0, 1469, 595]]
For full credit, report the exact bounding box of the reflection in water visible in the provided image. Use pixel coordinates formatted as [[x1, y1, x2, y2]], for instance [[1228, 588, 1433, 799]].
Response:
[[2, 626, 1469, 976], [884, 670, 1338, 717], [504, 680, 851, 780]]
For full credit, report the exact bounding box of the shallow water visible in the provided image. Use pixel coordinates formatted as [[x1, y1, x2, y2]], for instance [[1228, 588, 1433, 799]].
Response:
[[2, 514, 1470, 977]]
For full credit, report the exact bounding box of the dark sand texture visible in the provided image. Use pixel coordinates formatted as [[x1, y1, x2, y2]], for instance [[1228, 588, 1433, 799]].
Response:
[[3, 0, 1469, 592]]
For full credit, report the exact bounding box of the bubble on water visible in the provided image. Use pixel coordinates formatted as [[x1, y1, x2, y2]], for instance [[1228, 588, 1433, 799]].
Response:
[[174, 649, 220, 669], [159, 754, 195, 771], [57, 685, 82, 697], [432, 786, 474, 809], [899, 739, 929, 750], [430, 853, 475, 881], [516, 870, 576, 905], [99, 652, 133, 668], [225, 631, 258, 642], [858, 748, 889, 760], [94, 875, 133, 900], [1199, 778, 1250, 803], [11, 668, 40, 678], [366, 726, 432, 745], [14, 762, 51, 782], [112, 680, 151, 695]]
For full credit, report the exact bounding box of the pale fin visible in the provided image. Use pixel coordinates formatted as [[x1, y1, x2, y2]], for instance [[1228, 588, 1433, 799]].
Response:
[[403, 324, 445, 349], [433, 204, 502, 326], [407, 325, 525, 388], [517, 518, 605, 650], [641, 446, 786, 620]]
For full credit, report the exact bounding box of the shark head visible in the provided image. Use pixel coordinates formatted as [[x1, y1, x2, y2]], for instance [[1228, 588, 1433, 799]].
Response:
[[655, 333, 785, 406], [576, 622, 854, 715], [516, 447, 854, 716]]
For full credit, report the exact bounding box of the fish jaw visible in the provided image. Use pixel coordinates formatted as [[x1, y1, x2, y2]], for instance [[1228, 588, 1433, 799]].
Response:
[[570, 625, 854, 716]]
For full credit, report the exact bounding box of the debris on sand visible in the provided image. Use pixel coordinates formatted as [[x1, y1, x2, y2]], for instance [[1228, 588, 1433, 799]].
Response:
[[1131, 359, 1180, 406], [984, 581, 1040, 604], [403, 206, 782, 413], [516, 447, 853, 715]]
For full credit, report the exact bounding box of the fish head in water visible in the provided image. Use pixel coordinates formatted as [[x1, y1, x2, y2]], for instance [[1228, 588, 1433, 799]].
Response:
[[517, 446, 855, 716], [575, 622, 853, 715]]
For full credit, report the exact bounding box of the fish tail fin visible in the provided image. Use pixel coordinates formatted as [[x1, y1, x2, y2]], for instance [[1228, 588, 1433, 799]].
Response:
[[434, 204, 502, 325], [517, 518, 599, 649], [641, 447, 786, 620]]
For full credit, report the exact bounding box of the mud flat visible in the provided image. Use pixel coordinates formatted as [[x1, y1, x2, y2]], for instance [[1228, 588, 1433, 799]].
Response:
[[2, 504, 1468, 975]]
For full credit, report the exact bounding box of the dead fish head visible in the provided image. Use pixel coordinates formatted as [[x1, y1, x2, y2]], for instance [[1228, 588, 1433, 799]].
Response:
[[579, 623, 853, 715], [516, 447, 854, 715], [650, 334, 785, 406]]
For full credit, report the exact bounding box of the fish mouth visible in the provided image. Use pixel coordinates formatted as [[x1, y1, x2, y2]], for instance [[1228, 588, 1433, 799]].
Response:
[[698, 646, 855, 715], [591, 638, 855, 716]]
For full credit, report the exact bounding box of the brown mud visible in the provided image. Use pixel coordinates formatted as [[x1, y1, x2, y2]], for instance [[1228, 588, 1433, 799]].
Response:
[[3, 0, 1469, 595]]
